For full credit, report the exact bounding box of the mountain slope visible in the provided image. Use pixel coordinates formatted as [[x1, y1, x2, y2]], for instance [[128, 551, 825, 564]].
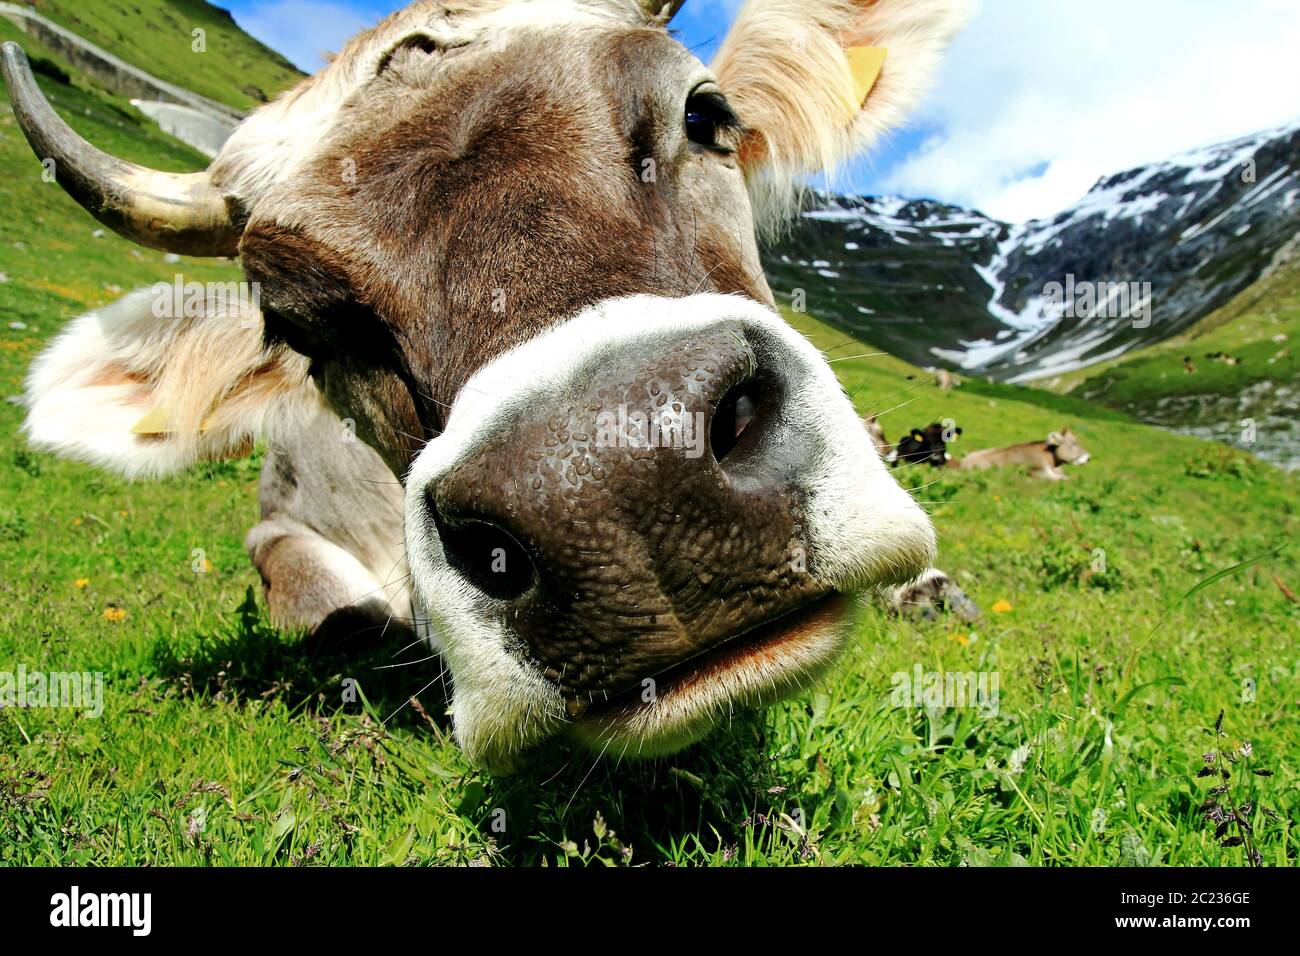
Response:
[[762, 120, 1300, 383], [762, 196, 1007, 366], [2, 0, 303, 111], [1059, 252, 1300, 471]]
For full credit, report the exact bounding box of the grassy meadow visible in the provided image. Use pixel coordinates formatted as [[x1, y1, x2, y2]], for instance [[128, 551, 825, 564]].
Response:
[[8, 0, 303, 110], [1, 4, 1297, 867]]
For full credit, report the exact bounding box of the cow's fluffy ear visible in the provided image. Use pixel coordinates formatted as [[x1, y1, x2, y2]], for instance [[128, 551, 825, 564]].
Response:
[[1047, 431, 1064, 446], [712, 0, 970, 218], [23, 287, 319, 479]]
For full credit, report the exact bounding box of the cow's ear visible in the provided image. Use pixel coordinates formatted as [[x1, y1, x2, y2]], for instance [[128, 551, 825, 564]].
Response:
[[911, 429, 924, 441], [1047, 431, 1064, 446], [713, 0, 970, 214], [23, 288, 318, 479]]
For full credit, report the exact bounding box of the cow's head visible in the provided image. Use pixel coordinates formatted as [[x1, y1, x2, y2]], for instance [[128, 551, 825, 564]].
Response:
[[7, 0, 969, 769], [1048, 427, 1090, 466], [893, 422, 959, 467]]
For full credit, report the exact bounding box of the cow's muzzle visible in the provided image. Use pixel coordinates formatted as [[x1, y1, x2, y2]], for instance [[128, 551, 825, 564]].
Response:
[[404, 295, 935, 768], [424, 318, 828, 709]]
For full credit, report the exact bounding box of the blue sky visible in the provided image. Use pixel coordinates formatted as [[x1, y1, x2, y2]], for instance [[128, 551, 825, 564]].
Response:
[[214, 0, 1300, 223]]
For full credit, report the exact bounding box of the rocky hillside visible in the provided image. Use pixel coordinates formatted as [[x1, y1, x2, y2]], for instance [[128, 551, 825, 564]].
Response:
[[762, 196, 1006, 369], [763, 119, 1300, 383]]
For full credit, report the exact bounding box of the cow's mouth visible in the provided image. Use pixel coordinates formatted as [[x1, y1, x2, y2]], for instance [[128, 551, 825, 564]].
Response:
[[569, 591, 853, 755]]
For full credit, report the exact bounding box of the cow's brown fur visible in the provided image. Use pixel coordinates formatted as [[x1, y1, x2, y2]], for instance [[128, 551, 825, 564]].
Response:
[[240, 26, 767, 476]]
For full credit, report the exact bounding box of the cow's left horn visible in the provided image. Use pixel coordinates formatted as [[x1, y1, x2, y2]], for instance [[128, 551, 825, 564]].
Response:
[[1, 42, 241, 257], [640, 1, 686, 24]]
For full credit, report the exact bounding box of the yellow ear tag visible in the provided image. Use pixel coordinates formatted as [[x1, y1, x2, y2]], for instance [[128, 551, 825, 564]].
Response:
[[130, 406, 219, 435], [130, 405, 172, 436], [845, 46, 887, 112]]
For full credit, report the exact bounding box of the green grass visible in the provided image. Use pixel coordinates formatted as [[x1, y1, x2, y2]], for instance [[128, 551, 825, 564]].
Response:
[[8, 0, 303, 111], [0, 18, 243, 327], [2, 24, 1298, 867]]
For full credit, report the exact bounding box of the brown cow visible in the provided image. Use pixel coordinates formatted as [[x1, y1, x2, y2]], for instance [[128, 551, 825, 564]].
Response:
[[952, 428, 1092, 481], [7, 0, 969, 770]]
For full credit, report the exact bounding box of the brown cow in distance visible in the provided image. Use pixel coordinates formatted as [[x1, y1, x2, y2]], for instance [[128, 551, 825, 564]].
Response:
[[951, 428, 1092, 481]]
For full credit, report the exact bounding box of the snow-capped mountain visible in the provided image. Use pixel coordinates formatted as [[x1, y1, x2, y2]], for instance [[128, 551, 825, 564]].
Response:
[[762, 119, 1300, 382]]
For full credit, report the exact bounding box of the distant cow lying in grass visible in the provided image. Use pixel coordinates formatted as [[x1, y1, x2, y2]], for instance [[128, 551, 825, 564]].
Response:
[[860, 417, 957, 467], [892, 422, 960, 468], [951, 428, 1091, 481], [887, 567, 980, 622], [1206, 351, 1242, 366]]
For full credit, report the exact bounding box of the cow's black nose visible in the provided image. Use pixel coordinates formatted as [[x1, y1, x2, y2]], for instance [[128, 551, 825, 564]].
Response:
[[421, 320, 827, 703]]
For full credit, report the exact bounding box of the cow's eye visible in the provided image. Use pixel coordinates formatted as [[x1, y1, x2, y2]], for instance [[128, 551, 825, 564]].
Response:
[[685, 90, 741, 153]]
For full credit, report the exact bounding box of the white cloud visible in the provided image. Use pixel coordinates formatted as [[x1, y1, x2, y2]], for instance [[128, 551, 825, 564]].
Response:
[[882, 0, 1300, 223], [231, 0, 373, 72]]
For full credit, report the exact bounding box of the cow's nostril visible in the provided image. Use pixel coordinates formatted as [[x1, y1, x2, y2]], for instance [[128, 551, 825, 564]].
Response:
[[430, 504, 537, 601], [710, 380, 760, 463]]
